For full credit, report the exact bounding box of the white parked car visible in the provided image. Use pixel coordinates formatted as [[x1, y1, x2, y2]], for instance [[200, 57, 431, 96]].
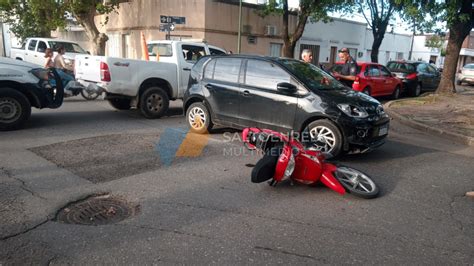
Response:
[[10, 37, 89, 66], [456, 63, 474, 85], [74, 40, 226, 118]]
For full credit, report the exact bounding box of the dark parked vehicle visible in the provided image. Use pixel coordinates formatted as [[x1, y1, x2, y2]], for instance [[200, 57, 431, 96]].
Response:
[[387, 60, 441, 97], [183, 55, 390, 157]]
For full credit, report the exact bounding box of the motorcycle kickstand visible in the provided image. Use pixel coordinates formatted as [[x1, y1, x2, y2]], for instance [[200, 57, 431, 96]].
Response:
[[268, 180, 277, 187]]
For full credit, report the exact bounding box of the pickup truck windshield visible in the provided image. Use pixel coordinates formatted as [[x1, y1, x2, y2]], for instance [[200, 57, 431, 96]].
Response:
[[278, 59, 346, 91], [48, 42, 86, 53]]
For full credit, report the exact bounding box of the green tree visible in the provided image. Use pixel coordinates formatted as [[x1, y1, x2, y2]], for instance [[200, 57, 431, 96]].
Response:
[[350, 1, 436, 63], [434, 0, 473, 95], [63, 0, 120, 55], [0, 0, 120, 55], [258, 0, 348, 58], [0, 0, 65, 42]]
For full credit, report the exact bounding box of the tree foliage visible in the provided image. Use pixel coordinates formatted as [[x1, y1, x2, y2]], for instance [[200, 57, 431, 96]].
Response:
[[348, 0, 437, 63], [258, 0, 348, 58], [0, 0, 120, 55], [0, 0, 66, 41]]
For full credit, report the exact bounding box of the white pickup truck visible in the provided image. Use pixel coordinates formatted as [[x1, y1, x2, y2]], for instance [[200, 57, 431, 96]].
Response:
[[74, 40, 226, 118], [10, 38, 89, 66]]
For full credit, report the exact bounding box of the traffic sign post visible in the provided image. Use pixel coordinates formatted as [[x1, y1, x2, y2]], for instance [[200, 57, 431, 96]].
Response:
[[160, 15, 185, 40]]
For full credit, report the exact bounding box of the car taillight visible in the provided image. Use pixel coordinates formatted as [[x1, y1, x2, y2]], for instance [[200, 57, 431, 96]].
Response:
[[100, 62, 111, 82], [406, 73, 417, 80], [354, 76, 360, 84]]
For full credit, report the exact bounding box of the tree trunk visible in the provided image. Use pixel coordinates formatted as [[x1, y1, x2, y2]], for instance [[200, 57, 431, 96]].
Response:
[[436, 27, 469, 95], [435, 1, 473, 95], [73, 8, 108, 56], [370, 30, 385, 63], [281, 0, 308, 58]]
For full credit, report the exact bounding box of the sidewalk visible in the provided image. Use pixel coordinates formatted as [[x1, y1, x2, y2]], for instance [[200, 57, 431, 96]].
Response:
[[384, 86, 474, 146]]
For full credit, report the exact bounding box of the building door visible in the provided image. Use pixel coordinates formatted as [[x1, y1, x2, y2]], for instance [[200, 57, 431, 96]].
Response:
[[429, 55, 437, 64], [330, 46, 337, 64], [122, 34, 131, 58], [300, 44, 320, 65]]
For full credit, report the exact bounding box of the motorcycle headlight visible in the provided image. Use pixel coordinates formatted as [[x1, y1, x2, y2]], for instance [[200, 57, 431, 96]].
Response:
[[337, 104, 368, 118], [284, 153, 295, 178]]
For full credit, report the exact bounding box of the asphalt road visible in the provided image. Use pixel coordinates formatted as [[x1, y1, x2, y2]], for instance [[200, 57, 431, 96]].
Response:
[[0, 96, 473, 264]]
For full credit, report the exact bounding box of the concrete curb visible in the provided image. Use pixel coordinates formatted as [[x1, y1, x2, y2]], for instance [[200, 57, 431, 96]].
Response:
[[384, 100, 474, 147]]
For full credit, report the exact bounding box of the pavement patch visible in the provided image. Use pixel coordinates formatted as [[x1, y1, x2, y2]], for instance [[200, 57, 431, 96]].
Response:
[[28, 132, 233, 183]]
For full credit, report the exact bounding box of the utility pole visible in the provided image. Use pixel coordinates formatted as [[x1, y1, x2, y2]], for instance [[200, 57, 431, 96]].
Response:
[[237, 0, 242, 53]]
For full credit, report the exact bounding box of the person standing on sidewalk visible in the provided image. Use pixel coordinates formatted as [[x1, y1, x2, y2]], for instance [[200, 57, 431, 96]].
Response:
[[332, 48, 358, 87]]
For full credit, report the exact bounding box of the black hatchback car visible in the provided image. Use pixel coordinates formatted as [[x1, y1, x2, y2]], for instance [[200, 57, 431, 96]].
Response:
[[183, 55, 390, 157], [387, 60, 441, 97]]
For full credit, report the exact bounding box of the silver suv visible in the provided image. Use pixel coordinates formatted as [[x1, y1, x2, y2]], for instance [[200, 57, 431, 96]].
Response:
[[456, 63, 474, 85]]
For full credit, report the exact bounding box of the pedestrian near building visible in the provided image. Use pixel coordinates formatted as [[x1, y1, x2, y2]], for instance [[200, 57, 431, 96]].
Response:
[[332, 48, 358, 88]]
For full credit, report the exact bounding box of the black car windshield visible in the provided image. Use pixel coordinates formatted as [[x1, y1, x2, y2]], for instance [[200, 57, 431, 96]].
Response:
[[278, 59, 346, 91], [48, 41, 87, 53]]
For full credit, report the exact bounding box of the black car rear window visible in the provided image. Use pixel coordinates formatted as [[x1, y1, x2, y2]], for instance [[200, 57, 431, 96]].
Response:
[[387, 62, 416, 72]]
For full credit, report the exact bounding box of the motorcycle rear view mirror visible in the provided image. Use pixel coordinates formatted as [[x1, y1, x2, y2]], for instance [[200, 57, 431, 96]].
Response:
[[277, 82, 297, 94]]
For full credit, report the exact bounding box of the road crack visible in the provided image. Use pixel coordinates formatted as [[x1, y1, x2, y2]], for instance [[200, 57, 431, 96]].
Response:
[[0, 167, 47, 200], [0, 219, 49, 241], [254, 245, 326, 262]]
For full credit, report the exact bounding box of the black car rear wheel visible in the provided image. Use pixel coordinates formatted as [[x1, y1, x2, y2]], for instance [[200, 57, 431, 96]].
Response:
[[409, 83, 422, 97], [306, 119, 343, 157], [186, 102, 213, 134]]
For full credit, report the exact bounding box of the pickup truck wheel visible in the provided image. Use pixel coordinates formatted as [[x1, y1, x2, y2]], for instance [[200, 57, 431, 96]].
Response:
[[108, 98, 131, 110], [139, 87, 169, 119], [0, 88, 31, 131], [186, 102, 213, 134]]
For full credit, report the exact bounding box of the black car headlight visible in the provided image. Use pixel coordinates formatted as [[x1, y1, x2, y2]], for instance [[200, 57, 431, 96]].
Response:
[[337, 104, 369, 118]]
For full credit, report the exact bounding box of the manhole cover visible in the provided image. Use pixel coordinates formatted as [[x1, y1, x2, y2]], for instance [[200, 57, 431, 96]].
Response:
[[55, 195, 139, 226]]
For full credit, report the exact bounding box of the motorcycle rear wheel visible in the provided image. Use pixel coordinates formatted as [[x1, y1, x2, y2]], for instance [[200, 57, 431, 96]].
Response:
[[333, 166, 379, 199]]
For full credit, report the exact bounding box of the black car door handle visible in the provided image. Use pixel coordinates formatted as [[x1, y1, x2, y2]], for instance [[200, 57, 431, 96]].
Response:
[[242, 90, 251, 96], [183, 67, 191, 71]]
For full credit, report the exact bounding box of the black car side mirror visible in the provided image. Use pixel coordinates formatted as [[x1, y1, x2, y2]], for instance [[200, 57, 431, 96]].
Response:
[[277, 82, 297, 94]]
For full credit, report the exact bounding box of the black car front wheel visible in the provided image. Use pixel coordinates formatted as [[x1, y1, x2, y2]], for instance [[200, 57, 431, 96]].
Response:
[[306, 119, 343, 157], [0, 88, 31, 131]]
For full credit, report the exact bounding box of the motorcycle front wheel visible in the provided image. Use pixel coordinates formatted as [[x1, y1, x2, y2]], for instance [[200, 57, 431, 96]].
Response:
[[80, 90, 100, 101], [333, 166, 379, 199]]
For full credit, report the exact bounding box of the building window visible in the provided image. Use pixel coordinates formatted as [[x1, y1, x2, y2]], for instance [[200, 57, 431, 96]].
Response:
[[270, 43, 282, 57]]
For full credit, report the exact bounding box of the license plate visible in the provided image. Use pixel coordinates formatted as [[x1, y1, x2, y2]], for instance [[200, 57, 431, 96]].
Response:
[[378, 125, 389, 136]]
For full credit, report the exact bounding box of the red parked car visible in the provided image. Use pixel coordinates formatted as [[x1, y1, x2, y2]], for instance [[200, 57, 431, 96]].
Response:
[[330, 62, 403, 99]]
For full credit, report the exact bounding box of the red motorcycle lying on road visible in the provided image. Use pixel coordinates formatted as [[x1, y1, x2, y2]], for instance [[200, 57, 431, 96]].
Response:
[[242, 128, 379, 199]]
